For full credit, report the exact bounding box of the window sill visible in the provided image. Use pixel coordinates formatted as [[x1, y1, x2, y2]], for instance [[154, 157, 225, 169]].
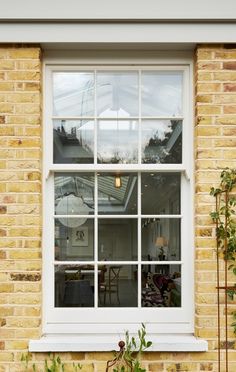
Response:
[[29, 334, 208, 352]]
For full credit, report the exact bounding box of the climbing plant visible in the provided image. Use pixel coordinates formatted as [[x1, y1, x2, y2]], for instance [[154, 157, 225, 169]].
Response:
[[210, 168, 236, 334]]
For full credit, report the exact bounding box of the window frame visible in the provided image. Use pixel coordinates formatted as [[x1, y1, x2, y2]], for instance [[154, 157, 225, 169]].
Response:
[[42, 56, 195, 340]]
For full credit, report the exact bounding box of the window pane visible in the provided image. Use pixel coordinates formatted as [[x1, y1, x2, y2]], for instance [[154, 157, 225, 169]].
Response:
[[141, 264, 181, 307], [98, 219, 137, 261], [141, 218, 181, 261], [55, 173, 94, 215], [55, 264, 94, 307], [97, 72, 138, 117], [53, 72, 94, 117], [98, 265, 138, 307], [55, 218, 94, 261], [141, 72, 183, 117], [53, 120, 94, 164], [141, 173, 180, 215], [98, 173, 137, 215], [97, 120, 138, 164], [141, 120, 182, 164]]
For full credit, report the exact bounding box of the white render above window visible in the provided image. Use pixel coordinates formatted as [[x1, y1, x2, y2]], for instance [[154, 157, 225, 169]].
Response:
[[42, 60, 195, 341]]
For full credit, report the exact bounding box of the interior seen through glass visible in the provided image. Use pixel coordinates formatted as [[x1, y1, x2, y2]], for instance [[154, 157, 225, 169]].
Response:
[[53, 71, 183, 165], [54, 172, 181, 307]]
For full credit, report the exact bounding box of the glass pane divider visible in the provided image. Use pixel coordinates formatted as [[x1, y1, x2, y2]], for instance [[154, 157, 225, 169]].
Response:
[[140, 261, 183, 265], [49, 165, 186, 172], [141, 215, 182, 218], [94, 171, 98, 307], [94, 70, 97, 166], [52, 116, 184, 121]]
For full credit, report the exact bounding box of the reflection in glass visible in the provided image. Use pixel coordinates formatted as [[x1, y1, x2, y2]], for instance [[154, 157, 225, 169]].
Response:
[[141, 173, 180, 215], [53, 72, 94, 117], [97, 120, 138, 164], [141, 264, 181, 307], [55, 219, 94, 261], [142, 120, 182, 164], [53, 120, 94, 164], [141, 218, 181, 261], [141, 72, 183, 117], [98, 265, 138, 307], [55, 264, 94, 307], [98, 219, 137, 261], [97, 72, 139, 117], [55, 173, 94, 215], [98, 173, 137, 214]]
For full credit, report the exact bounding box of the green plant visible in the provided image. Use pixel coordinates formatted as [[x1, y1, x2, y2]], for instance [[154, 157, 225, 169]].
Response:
[[210, 168, 236, 334], [21, 353, 82, 372], [109, 323, 152, 372]]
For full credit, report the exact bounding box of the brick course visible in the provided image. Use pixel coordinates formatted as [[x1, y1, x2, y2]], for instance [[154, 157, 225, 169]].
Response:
[[0, 44, 236, 371]]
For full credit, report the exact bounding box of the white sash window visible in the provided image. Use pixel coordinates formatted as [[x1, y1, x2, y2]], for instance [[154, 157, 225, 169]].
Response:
[[37, 57, 202, 351]]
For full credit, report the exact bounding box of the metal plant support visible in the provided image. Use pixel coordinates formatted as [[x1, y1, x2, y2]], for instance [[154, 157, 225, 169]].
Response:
[[210, 169, 236, 372], [106, 341, 133, 371]]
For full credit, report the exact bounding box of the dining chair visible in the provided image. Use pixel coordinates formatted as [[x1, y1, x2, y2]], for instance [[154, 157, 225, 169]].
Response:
[[99, 265, 122, 306]]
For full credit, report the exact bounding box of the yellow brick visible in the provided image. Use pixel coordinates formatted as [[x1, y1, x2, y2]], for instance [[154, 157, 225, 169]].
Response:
[[0, 60, 15, 71], [0, 161, 6, 168], [6, 317, 40, 328], [196, 116, 213, 125], [214, 72, 236, 81], [223, 149, 236, 159], [222, 127, 236, 136], [23, 216, 40, 225], [8, 251, 41, 259], [196, 50, 213, 60], [9, 293, 40, 305], [7, 115, 40, 125], [25, 127, 41, 136], [14, 282, 41, 293], [214, 51, 236, 59], [14, 306, 40, 317], [0, 103, 14, 113], [0, 127, 14, 136], [15, 104, 40, 114], [5, 340, 28, 350], [196, 126, 220, 136], [215, 139, 236, 147], [6, 93, 40, 103], [0, 353, 14, 362], [197, 149, 222, 159], [197, 105, 221, 115], [8, 228, 41, 237], [7, 138, 40, 148], [0, 216, 16, 225], [197, 72, 212, 81], [0, 284, 13, 293], [195, 160, 215, 170], [8, 48, 41, 59], [7, 71, 40, 81], [196, 95, 213, 103], [7, 160, 40, 169], [197, 62, 221, 70], [7, 182, 40, 193], [216, 116, 236, 124], [23, 149, 41, 159], [16, 61, 40, 70], [197, 83, 221, 93], [215, 94, 236, 103], [0, 82, 14, 91]]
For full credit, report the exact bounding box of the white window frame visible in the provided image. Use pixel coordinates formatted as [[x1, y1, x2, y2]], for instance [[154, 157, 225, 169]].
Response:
[[30, 53, 207, 351]]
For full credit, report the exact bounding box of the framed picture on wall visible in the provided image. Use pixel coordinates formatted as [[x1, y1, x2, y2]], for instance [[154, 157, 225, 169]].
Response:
[[72, 226, 89, 247]]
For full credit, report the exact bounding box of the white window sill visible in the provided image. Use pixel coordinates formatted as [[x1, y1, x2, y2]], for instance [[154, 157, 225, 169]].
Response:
[[29, 334, 208, 352]]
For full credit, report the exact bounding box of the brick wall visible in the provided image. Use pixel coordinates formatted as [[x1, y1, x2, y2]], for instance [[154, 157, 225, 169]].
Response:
[[0, 44, 236, 371]]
